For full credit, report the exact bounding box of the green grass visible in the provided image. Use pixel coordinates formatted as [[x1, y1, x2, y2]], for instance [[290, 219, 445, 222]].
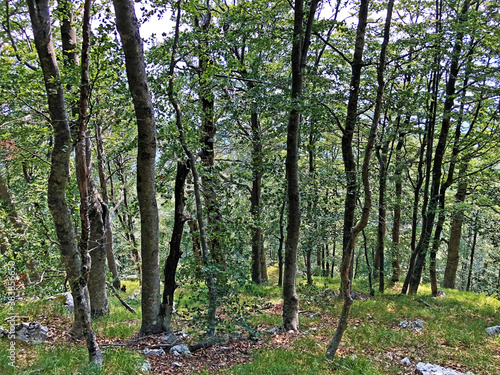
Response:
[[1, 269, 499, 374]]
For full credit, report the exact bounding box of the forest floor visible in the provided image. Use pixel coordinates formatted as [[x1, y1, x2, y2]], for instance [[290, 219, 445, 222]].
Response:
[[1, 267, 499, 374]]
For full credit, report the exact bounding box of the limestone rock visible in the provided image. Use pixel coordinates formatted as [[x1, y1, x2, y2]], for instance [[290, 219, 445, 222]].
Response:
[[0, 322, 48, 344], [401, 357, 411, 366], [485, 326, 500, 337], [139, 360, 151, 373], [143, 348, 165, 357], [170, 344, 191, 356], [399, 319, 424, 332], [416, 362, 474, 375], [59, 292, 74, 312]]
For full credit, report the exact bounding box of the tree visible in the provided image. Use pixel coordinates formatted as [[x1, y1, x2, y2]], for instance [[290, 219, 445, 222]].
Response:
[[283, 0, 319, 332], [27, 0, 102, 364], [327, 0, 394, 357], [112, 0, 164, 334], [406, 0, 471, 295]]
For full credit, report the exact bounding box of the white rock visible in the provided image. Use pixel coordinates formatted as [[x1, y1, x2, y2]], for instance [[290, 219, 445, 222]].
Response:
[[170, 344, 191, 355], [143, 348, 165, 357], [416, 362, 474, 375], [59, 292, 74, 312], [485, 326, 500, 336], [139, 360, 151, 373], [401, 357, 411, 366]]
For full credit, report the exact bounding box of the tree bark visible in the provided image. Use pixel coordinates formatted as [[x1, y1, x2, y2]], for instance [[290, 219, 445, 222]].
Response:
[[327, 0, 392, 357], [95, 123, 120, 289], [161, 161, 190, 331], [116, 157, 142, 278], [250, 109, 263, 284], [167, 1, 216, 336], [278, 197, 286, 287], [391, 134, 403, 282], [112, 0, 163, 334], [362, 229, 374, 296], [443, 165, 468, 288], [375, 137, 389, 293], [283, 0, 319, 331], [466, 213, 478, 292], [27, 0, 102, 364], [327, 0, 369, 357], [77, 0, 108, 317], [407, 0, 470, 294]]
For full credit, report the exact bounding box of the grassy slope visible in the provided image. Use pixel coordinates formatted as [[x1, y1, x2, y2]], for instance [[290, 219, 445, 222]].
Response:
[[0, 272, 499, 374]]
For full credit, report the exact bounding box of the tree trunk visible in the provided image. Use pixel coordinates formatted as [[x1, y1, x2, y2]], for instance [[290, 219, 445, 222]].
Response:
[[95, 122, 120, 289], [116, 158, 142, 279], [283, 0, 319, 331], [443, 166, 468, 288], [429, 208, 445, 296], [167, 1, 216, 336], [407, 0, 470, 294], [188, 219, 203, 278], [161, 161, 190, 331], [331, 240, 336, 278], [112, 0, 163, 334], [306, 250, 313, 285], [362, 229, 374, 296], [466, 215, 478, 292], [327, 0, 392, 357], [76, 0, 108, 318], [278, 198, 286, 287], [86, 136, 109, 316], [375, 137, 389, 293], [250, 109, 263, 284], [391, 135, 403, 282], [27, 0, 102, 364]]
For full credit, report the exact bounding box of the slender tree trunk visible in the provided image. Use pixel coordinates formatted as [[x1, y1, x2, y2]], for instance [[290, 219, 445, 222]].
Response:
[[466, 215, 478, 292], [112, 0, 164, 334], [327, 0, 392, 357], [306, 250, 313, 285], [167, 1, 216, 336], [322, 245, 326, 276], [95, 123, 120, 289], [86, 137, 109, 316], [402, 74, 437, 294], [408, 0, 470, 294], [375, 137, 389, 293], [391, 135, 403, 282], [250, 108, 263, 284], [305, 121, 317, 286], [331, 240, 336, 278], [278, 198, 286, 287], [76, 0, 108, 317], [429, 207, 445, 296], [362, 229, 374, 296], [443, 165, 468, 288], [58, 0, 88, 338], [116, 159, 142, 278], [283, 0, 319, 331], [195, 10, 224, 273], [27, 0, 102, 364], [188, 219, 203, 278], [161, 161, 190, 331]]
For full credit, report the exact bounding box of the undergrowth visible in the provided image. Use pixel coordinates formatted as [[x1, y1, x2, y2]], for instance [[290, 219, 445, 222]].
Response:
[[0, 270, 498, 374]]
